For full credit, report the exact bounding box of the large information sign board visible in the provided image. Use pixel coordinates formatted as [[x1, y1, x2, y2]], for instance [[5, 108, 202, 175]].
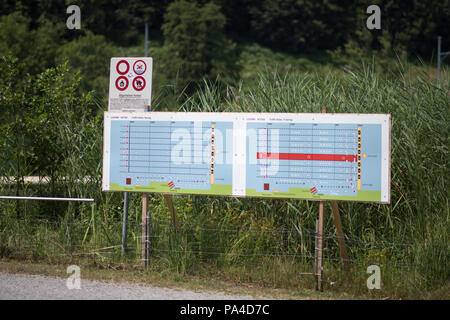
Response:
[[103, 112, 391, 203]]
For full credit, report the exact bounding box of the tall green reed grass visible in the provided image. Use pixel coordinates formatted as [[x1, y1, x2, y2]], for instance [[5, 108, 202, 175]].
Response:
[[180, 62, 449, 294]]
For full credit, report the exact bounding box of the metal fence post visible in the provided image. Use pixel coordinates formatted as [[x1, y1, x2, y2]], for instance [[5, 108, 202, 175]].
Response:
[[122, 192, 129, 255], [438, 36, 442, 86]]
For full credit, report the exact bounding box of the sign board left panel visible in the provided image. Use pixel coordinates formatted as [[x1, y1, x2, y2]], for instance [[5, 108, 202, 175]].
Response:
[[108, 57, 153, 112], [103, 112, 237, 196]]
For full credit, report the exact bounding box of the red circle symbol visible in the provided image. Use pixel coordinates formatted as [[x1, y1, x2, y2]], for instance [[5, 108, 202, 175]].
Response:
[[116, 60, 130, 75], [132, 76, 146, 91], [115, 76, 129, 91], [133, 60, 147, 75]]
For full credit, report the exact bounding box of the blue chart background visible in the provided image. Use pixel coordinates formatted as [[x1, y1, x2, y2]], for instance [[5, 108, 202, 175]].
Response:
[[245, 122, 382, 197], [106, 117, 383, 200], [109, 120, 233, 191]]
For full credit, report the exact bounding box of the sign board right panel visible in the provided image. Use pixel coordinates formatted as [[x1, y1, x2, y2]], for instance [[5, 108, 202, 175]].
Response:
[[243, 114, 390, 203]]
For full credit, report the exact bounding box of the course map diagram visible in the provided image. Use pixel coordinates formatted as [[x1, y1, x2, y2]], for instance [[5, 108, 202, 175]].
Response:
[[104, 113, 233, 195]]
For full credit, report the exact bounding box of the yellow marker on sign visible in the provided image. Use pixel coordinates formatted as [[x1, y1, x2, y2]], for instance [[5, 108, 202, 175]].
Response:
[[210, 124, 215, 185], [357, 127, 362, 190]]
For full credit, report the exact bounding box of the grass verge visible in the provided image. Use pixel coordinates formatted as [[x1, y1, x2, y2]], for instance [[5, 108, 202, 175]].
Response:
[[0, 258, 366, 300]]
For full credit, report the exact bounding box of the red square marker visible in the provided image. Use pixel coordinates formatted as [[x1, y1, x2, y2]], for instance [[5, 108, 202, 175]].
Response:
[[126, 178, 131, 185], [264, 183, 270, 190]]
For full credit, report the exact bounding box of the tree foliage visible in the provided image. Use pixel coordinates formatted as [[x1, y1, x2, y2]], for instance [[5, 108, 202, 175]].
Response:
[[161, 0, 239, 90], [247, 0, 355, 53], [57, 31, 116, 96], [0, 12, 64, 75], [351, 0, 450, 58], [1, 1, 448, 62], [0, 55, 97, 194]]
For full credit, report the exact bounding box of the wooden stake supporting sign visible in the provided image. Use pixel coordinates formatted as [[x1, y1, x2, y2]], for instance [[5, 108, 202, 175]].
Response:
[[331, 200, 350, 268], [316, 201, 325, 291], [315, 107, 351, 290]]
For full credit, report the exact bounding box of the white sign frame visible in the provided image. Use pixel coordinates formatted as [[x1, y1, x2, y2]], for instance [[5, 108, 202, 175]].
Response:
[[103, 112, 391, 203]]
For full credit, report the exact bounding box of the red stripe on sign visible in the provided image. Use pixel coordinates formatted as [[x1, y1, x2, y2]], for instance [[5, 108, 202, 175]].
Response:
[[257, 153, 357, 162], [168, 181, 174, 187]]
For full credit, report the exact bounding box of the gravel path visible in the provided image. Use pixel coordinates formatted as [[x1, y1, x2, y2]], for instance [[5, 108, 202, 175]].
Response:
[[0, 272, 259, 300]]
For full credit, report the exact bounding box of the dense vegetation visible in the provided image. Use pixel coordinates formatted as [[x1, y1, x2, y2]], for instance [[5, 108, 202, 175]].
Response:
[[0, 1, 449, 299], [1, 0, 449, 90], [1, 0, 449, 56]]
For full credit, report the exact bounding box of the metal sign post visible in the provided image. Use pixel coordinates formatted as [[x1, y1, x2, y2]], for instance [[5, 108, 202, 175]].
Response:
[[115, 24, 153, 260], [145, 23, 149, 58], [438, 36, 441, 85], [437, 36, 450, 86]]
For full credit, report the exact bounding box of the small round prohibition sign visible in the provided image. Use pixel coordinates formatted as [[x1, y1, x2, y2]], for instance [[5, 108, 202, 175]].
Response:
[[133, 60, 147, 75], [132, 76, 146, 91], [116, 60, 130, 75], [115, 76, 129, 91]]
